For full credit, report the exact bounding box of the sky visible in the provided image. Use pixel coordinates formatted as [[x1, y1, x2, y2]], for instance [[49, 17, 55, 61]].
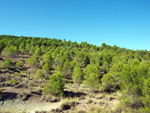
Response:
[[0, 0, 150, 50]]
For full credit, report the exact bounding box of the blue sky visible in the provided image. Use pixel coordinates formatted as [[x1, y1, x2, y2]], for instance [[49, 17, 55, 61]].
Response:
[[0, 0, 150, 50]]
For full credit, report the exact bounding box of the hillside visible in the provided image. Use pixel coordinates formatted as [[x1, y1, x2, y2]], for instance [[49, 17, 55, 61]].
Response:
[[0, 35, 150, 113]]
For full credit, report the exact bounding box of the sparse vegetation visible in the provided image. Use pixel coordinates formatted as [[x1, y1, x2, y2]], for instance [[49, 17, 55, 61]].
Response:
[[60, 98, 78, 110], [8, 79, 17, 85]]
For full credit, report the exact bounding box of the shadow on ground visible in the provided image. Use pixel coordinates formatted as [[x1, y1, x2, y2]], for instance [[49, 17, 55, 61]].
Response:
[[64, 91, 86, 98]]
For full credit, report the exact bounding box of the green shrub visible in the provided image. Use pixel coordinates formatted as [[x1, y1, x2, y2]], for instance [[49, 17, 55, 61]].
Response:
[[84, 64, 101, 80], [2, 45, 18, 57], [101, 73, 115, 91], [72, 64, 83, 83], [8, 79, 16, 85], [42, 52, 53, 66], [42, 63, 50, 74], [62, 60, 72, 76], [1, 58, 12, 69], [26, 55, 40, 67], [83, 73, 100, 91], [20, 70, 28, 76], [55, 54, 66, 67], [34, 70, 45, 79], [34, 48, 41, 56], [119, 61, 150, 111], [109, 62, 124, 78], [13, 71, 28, 77], [102, 61, 109, 72], [140, 78, 150, 112], [75, 52, 90, 67], [16, 61, 24, 69], [54, 65, 63, 73], [43, 72, 65, 96]]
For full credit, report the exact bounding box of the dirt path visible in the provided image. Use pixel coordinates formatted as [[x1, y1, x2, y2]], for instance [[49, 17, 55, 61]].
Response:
[[0, 87, 61, 113], [0, 99, 61, 113]]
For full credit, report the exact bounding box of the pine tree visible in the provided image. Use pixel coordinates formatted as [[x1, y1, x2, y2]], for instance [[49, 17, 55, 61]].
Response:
[[62, 60, 72, 76], [101, 73, 115, 91], [84, 73, 100, 91], [72, 64, 83, 83], [2, 45, 18, 57], [1, 58, 12, 69], [42, 63, 50, 74], [43, 72, 65, 96], [26, 56, 40, 67]]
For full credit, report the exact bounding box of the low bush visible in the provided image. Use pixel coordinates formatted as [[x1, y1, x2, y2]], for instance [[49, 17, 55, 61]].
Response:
[[34, 70, 45, 79], [16, 61, 24, 69], [1, 58, 12, 69], [8, 79, 17, 85]]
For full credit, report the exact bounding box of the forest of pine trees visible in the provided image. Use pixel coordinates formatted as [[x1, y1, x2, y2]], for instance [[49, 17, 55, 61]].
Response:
[[0, 35, 150, 112]]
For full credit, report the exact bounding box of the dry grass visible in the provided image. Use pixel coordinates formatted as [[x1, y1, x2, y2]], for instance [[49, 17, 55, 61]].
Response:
[[60, 98, 78, 110], [86, 97, 93, 104], [95, 94, 104, 99], [43, 95, 60, 102]]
